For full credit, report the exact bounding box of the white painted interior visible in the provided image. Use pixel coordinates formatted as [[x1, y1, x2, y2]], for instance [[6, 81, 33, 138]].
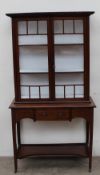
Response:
[[55, 45, 84, 72], [19, 46, 48, 72], [19, 19, 84, 99], [0, 0, 100, 156]]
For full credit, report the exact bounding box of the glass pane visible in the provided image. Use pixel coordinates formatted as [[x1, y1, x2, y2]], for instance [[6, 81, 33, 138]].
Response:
[[64, 20, 73, 33], [21, 86, 29, 99], [30, 87, 39, 98], [54, 34, 83, 44], [20, 74, 49, 85], [40, 86, 49, 98], [19, 46, 48, 72], [55, 86, 64, 98], [20, 74, 49, 99], [54, 20, 63, 34], [38, 21, 47, 34], [55, 73, 84, 99], [75, 85, 84, 98], [18, 21, 26, 34], [28, 21, 37, 34], [75, 20, 83, 33], [55, 45, 84, 72], [65, 86, 74, 98], [55, 73, 83, 85], [18, 35, 47, 45]]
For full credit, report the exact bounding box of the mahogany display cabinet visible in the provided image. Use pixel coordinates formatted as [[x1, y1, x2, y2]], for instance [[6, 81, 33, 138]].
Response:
[[6, 11, 96, 172]]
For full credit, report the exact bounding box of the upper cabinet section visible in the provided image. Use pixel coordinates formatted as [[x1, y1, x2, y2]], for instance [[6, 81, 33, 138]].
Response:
[[6, 12, 94, 102]]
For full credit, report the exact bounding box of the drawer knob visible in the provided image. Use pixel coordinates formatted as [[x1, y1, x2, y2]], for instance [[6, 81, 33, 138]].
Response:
[[43, 112, 48, 116], [39, 111, 48, 117], [58, 112, 64, 117]]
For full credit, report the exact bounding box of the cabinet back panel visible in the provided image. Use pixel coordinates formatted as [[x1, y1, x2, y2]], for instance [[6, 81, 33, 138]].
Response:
[[18, 35, 47, 45], [54, 34, 83, 44], [19, 46, 48, 72], [55, 45, 84, 72]]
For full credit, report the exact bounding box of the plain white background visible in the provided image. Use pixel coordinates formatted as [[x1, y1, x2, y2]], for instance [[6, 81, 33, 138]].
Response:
[[0, 0, 100, 156]]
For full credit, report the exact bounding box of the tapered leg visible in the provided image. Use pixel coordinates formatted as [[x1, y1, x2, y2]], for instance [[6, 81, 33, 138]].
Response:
[[86, 121, 89, 145], [89, 109, 94, 172], [11, 110, 17, 173], [17, 121, 21, 148]]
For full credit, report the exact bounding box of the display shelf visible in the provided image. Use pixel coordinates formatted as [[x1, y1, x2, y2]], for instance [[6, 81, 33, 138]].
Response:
[[19, 44, 48, 46], [20, 71, 48, 74], [54, 43, 84, 46], [19, 71, 83, 74], [17, 143, 88, 159], [55, 71, 84, 74]]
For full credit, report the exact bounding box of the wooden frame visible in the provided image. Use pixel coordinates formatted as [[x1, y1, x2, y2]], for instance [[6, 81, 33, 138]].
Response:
[[6, 12, 96, 172]]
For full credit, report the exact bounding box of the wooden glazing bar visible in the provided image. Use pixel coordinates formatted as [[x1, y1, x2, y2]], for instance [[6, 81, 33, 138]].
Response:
[[37, 20, 38, 34], [73, 20, 75, 34], [64, 85, 66, 98], [74, 85, 75, 98], [29, 86, 31, 99], [26, 21, 28, 35], [63, 20, 64, 34], [48, 19, 55, 99], [39, 86, 41, 99]]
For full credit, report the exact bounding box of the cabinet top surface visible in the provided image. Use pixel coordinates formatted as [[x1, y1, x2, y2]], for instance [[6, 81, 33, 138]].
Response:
[[6, 11, 94, 18], [9, 97, 96, 109]]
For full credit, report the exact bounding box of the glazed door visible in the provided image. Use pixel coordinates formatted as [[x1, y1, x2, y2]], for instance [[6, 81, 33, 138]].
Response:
[[17, 19, 50, 100], [53, 18, 85, 100]]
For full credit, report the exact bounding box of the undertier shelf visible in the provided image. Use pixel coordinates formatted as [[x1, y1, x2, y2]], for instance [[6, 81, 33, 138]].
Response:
[[17, 143, 89, 159]]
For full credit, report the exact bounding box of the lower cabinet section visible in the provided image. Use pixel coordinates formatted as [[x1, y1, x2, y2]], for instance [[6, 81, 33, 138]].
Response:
[[10, 100, 95, 172]]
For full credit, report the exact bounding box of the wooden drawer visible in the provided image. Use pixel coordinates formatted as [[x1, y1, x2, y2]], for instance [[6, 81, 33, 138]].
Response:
[[35, 108, 69, 121], [72, 108, 91, 120], [15, 109, 34, 121]]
